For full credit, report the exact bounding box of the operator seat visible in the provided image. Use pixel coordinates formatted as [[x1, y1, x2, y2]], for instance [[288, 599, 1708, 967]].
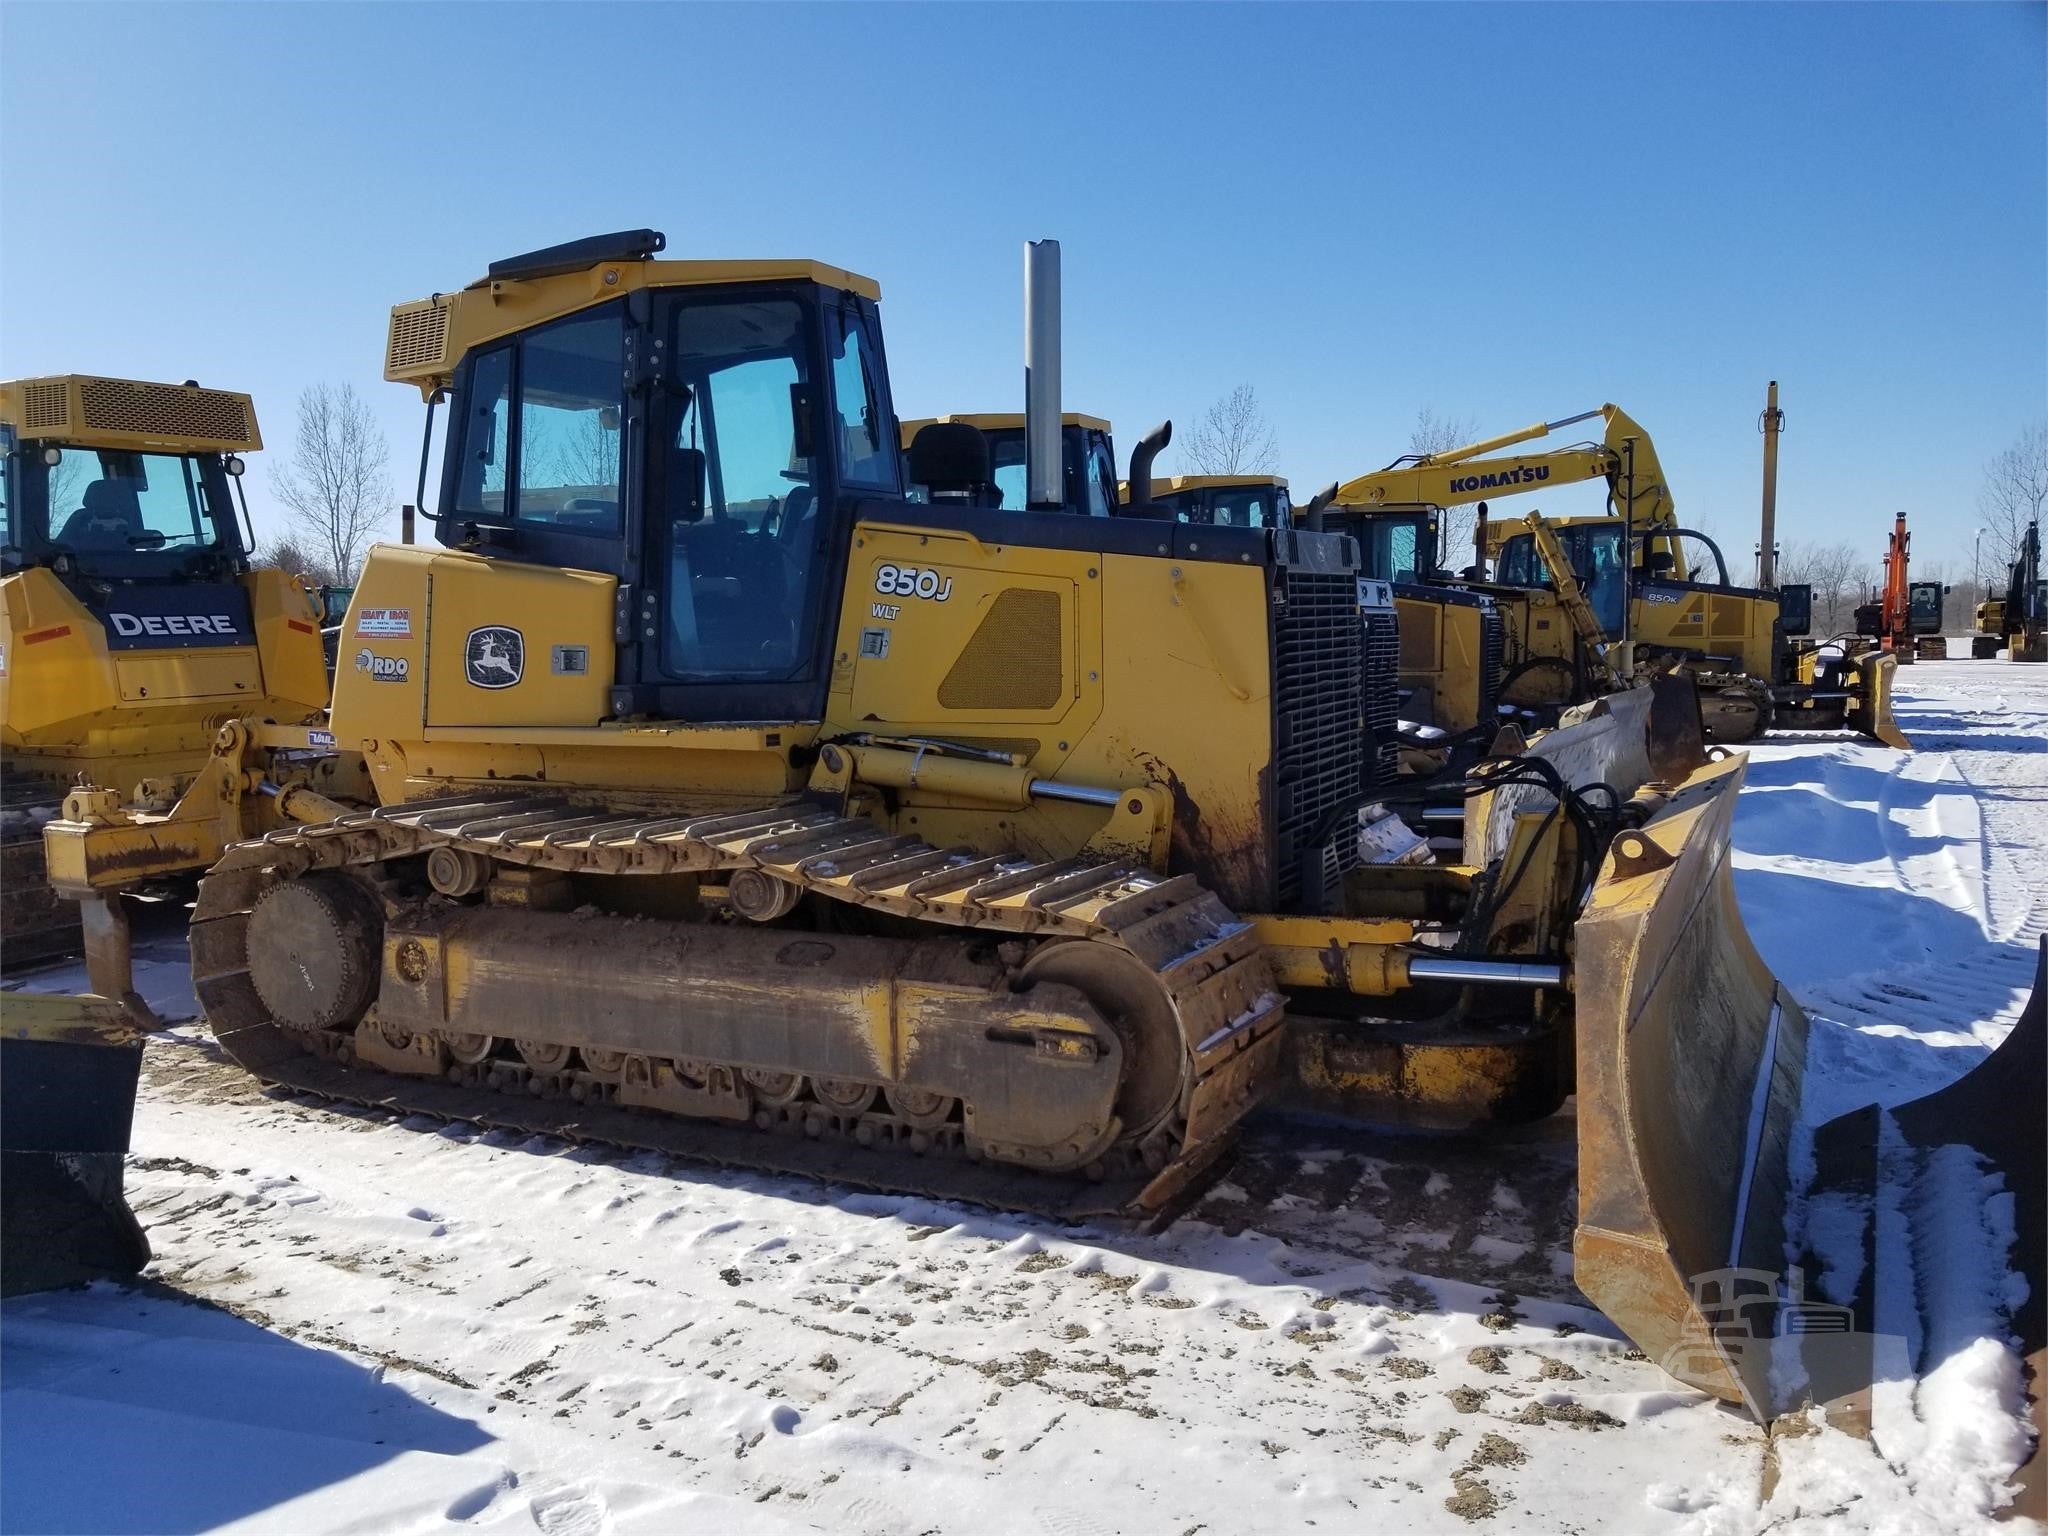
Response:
[[59, 480, 145, 550], [907, 422, 1001, 508]]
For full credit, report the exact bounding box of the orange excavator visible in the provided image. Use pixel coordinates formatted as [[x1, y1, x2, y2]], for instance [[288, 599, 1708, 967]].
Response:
[[1854, 512, 1947, 663]]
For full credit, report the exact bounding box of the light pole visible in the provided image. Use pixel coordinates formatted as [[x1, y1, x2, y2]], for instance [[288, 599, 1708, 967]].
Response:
[[1974, 528, 1986, 606]]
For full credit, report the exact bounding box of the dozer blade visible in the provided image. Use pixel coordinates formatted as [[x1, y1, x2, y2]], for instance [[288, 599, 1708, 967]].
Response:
[[1572, 751, 1810, 1418], [1850, 651, 1912, 750], [1800, 940, 2045, 1512], [1, 993, 151, 1296]]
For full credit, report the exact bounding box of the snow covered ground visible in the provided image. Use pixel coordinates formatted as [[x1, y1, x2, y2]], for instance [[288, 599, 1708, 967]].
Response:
[[4, 659, 2042, 1535]]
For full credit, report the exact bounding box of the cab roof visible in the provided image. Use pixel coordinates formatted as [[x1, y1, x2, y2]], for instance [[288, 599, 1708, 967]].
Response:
[[1144, 474, 1289, 494], [898, 412, 1112, 447], [386, 230, 882, 397], [0, 375, 261, 454]]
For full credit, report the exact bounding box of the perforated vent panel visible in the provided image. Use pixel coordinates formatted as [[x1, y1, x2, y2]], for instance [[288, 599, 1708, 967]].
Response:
[[79, 378, 254, 446], [22, 380, 68, 432], [937, 588, 1064, 710], [386, 301, 452, 378]]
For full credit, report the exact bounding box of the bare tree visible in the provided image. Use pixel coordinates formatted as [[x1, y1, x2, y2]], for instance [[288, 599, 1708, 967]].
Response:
[[1180, 385, 1279, 477], [1779, 540, 1874, 635], [1979, 420, 2047, 573], [1409, 408, 1476, 570], [273, 383, 391, 583], [256, 535, 336, 587]]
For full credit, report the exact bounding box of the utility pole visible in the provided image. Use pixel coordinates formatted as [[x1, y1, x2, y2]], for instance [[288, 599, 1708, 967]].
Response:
[[1756, 381, 1784, 589]]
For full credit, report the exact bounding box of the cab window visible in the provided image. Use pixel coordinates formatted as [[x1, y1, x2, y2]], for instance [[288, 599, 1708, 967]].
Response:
[[830, 309, 896, 490], [517, 311, 624, 530], [661, 296, 826, 678], [449, 306, 622, 531], [454, 347, 512, 519], [48, 450, 217, 552], [1084, 439, 1117, 518], [1210, 488, 1270, 528]]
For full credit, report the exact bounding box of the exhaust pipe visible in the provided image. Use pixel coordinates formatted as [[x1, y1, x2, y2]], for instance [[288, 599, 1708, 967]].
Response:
[[1024, 240, 1062, 510], [1125, 421, 1172, 511], [1302, 481, 1338, 533]]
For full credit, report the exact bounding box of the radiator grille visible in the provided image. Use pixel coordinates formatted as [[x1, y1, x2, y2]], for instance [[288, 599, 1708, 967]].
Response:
[[1272, 567, 1365, 906], [78, 378, 255, 447], [1478, 604, 1505, 720], [937, 587, 1063, 710], [1364, 605, 1402, 788], [386, 300, 453, 379]]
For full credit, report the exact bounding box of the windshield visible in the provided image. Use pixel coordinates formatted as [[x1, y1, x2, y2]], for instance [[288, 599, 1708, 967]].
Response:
[[1206, 485, 1288, 528], [20, 447, 233, 566], [1347, 512, 1434, 582], [1497, 523, 1628, 636]]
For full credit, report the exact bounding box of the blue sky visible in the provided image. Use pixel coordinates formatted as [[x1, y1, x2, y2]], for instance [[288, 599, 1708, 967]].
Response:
[[4, 2, 2042, 582]]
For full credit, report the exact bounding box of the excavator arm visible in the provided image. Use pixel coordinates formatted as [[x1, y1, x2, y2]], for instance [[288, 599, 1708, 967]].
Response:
[[1335, 404, 1678, 569]]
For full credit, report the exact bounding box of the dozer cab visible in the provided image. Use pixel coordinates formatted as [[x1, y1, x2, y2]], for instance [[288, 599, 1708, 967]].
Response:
[[901, 412, 1122, 516], [1130, 473, 1292, 529], [0, 376, 333, 990], [1308, 500, 1510, 743], [189, 232, 1869, 1418]]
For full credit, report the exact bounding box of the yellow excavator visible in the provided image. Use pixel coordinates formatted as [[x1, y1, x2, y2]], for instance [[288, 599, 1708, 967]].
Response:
[[1326, 393, 1907, 746], [175, 231, 1951, 1424], [1, 376, 334, 1003]]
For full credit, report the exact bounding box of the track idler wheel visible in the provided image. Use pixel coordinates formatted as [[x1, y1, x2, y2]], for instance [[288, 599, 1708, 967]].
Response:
[[244, 872, 384, 1032], [1017, 941, 1187, 1150]]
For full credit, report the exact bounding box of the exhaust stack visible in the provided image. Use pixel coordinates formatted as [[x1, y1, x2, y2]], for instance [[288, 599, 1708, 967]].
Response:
[[1302, 481, 1338, 534], [1757, 381, 1783, 589], [1126, 421, 1172, 509], [1024, 240, 1062, 510]]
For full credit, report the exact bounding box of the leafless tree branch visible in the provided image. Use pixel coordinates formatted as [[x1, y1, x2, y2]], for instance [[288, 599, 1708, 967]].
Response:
[[1410, 408, 1475, 570], [272, 383, 391, 583], [1180, 385, 1279, 477], [1978, 420, 2047, 573]]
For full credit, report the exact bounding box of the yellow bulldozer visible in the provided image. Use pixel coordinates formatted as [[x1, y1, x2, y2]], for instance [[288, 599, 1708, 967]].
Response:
[[169, 231, 2001, 1425], [0, 375, 336, 1006]]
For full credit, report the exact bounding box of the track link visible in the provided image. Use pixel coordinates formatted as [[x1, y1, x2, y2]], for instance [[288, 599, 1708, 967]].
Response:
[[192, 794, 1286, 1222]]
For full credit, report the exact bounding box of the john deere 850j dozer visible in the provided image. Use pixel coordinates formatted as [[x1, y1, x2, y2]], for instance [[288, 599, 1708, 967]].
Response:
[[192, 233, 1851, 1418], [1, 376, 332, 1000]]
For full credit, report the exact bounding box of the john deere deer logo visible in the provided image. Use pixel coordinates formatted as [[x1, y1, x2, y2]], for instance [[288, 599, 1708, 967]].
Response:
[[464, 626, 524, 689]]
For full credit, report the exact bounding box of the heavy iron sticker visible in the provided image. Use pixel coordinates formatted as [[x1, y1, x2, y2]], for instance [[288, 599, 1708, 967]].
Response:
[[465, 626, 524, 688], [355, 608, 413, 638]]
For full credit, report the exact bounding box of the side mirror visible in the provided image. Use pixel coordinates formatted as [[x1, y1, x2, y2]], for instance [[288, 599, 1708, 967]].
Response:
[[667, 445, 706, 527], [789, 383, 815, 464]]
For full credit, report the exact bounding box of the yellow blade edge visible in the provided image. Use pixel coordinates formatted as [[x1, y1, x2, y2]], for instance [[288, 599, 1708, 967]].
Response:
[[1572, 752, 1808, 1418], [1851, 652, 1913, 750]]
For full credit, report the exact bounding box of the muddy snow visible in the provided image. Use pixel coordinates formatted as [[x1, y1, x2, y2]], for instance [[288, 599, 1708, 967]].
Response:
[[4, 658, 2042, 1534]]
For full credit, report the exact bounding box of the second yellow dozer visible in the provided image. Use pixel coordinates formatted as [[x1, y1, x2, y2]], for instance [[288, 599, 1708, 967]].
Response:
[[1, 375, 336, 1007], [188, 232, 1839, 1418]]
